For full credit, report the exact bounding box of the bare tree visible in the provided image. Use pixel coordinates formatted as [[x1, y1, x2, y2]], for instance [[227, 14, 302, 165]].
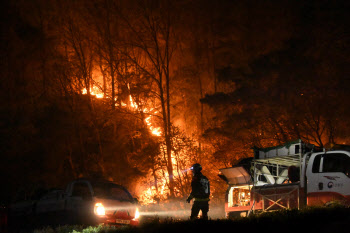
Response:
[[55, 0, 109, 176], [119, 0, 180, 197]]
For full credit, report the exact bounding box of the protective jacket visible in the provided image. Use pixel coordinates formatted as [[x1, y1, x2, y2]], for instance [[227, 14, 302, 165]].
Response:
[[188, 172, 210, 201]]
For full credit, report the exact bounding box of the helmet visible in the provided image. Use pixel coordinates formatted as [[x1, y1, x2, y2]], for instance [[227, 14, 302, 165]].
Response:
[[190, 163, 202, 173]]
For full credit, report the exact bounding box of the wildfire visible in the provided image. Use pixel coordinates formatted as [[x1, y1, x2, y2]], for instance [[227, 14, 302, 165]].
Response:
[[145, 115, 162, 136], [81, 81, 183, 205], [82, 85, 161, 137], [82, 87, 104, 99], [127, 85, 162, 137]]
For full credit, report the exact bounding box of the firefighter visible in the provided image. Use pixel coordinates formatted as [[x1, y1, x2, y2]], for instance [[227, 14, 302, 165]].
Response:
[[186, 163, 210, 220]]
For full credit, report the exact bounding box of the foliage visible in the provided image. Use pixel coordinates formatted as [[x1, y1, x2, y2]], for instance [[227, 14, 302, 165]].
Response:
[[33, 224, 120, 233], [201, 0, 350, 162], [134, 125, 199, 203]]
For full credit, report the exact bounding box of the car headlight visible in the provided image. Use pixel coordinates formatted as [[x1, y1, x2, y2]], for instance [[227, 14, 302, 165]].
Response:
[[133, 207, 140, 220], [94, 203, 105, 216]]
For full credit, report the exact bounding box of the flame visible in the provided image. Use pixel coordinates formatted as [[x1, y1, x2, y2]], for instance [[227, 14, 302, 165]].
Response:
[[82, 83, 192, 205], [130, 95, 138, 109], [138, 171, 169, 204], [82, 84, 161, 137], [151, 127, 162, 137], [81, 79, 185, 205], [127, 84, 161, 136], [82, 87, 104, 99]]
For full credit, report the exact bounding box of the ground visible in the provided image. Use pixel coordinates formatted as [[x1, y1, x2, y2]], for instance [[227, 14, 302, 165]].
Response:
[[4, 206, 349, 233]]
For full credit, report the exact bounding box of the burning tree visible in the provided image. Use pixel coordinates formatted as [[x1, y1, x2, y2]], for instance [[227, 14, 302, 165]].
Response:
[[117, 0, 183, 198], [129, 125, 200, 204]]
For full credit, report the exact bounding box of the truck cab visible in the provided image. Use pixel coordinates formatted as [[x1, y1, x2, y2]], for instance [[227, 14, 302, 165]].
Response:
[[306, 150, 350, 206]]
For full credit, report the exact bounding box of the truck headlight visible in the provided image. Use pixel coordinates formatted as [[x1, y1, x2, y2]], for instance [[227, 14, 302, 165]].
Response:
[[94, 203, 105, 216]]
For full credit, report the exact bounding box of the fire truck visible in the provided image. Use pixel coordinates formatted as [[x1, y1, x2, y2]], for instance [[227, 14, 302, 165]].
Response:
[[219, 140, 350, 218]]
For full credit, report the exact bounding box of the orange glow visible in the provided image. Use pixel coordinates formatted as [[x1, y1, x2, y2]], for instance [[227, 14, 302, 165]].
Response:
[[151, 127, 162, 136], [82, 87, 104, 98], [82, 84, 161, 137], [137, 146, 191, 204], [81, 73, 182, 205]]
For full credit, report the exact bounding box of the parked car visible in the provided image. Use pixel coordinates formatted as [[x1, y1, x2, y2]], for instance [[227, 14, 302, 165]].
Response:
[[9, 178, 139, 227]]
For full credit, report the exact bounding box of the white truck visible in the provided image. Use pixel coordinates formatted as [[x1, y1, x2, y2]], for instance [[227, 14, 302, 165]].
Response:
[[9, 178, 140, 227], [219, 140, 350, 218]]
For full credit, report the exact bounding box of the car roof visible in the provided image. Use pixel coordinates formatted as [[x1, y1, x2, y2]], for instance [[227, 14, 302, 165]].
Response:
[[73, 177, 124, 187]]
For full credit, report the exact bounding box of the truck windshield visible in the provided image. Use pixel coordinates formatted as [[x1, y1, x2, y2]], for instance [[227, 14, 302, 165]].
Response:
[[92, 182, 133, 202]]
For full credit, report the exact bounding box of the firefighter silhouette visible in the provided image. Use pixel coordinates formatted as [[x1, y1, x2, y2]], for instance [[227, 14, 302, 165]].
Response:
[[186, 163, 210, 220]]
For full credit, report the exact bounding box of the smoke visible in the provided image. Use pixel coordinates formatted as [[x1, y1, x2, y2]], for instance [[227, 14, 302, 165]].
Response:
[[139, 200, 225, 221], [181, 168, 192, 174]]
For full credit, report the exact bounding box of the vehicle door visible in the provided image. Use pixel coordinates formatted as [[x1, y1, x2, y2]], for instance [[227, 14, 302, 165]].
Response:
[[219, 166, 251, 186], [219, 166, 252, 210], [36, 190, 65, 213], [318, 152, 350, 202], [67, 181, 93, 216], [306, 153, 323, 195]]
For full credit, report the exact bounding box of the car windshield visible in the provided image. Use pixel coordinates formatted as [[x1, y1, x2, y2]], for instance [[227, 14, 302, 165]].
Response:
[[91, 182, 133, 202]]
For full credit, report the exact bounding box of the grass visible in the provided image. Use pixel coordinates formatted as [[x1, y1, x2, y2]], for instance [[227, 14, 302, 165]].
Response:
[[33, 225, 125, 233], [26, 206, 350, 233]]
